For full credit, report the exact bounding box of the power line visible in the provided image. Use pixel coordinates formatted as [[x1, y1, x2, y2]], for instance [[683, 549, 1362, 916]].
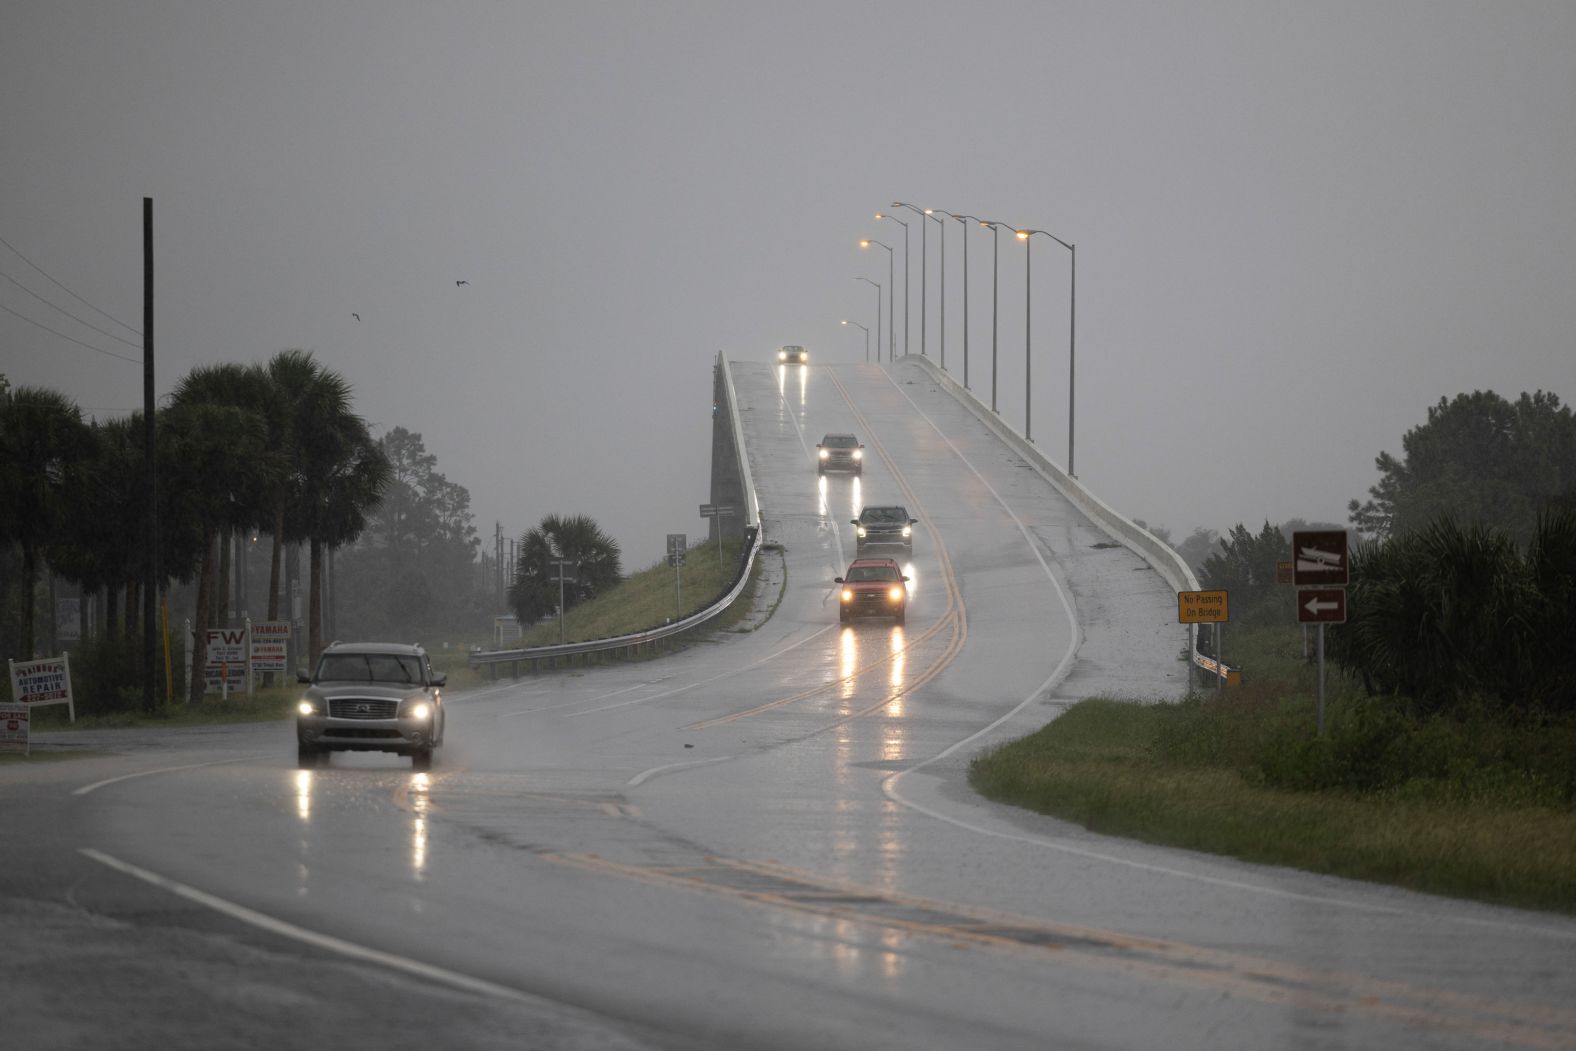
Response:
[[0, 231, 142, 337], [1, 269, 144, 350], [0, 301, 141, 364]]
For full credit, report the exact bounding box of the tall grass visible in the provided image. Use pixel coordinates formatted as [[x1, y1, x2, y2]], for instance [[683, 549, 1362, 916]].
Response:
[[971, 622, 1576, 913]]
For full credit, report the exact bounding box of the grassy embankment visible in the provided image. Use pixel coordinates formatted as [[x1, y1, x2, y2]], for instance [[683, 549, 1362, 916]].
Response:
[[969, 624, 1576, 913], [8, 538, 770, 749]]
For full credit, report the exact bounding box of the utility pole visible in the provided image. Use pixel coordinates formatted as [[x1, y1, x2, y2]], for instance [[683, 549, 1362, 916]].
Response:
[[142, 197, 158, 714]]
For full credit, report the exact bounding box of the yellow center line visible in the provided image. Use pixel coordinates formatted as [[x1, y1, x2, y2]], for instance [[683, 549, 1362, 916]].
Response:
[[690, 366, 969, 732]]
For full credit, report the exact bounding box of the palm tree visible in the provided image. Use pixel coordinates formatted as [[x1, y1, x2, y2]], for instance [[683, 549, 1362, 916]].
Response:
[[0, 386, 91, 658], [172, 363, 280, 627], [169, 364, 278, 700], [288, 412, 389, 662], [508, 514, 622, 623]]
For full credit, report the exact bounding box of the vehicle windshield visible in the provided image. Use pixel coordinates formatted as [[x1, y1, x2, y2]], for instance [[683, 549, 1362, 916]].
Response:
[[846, 565, 899, 582], [823, 435, 858, 448], [862, 507, 908, 523], [316, 652, 424, 684]]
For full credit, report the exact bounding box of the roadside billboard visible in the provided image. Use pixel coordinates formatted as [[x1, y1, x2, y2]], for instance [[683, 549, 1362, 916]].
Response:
[[0, 704, 29, 755], [203, 627, 249, 695], [8, 654, 75, 721], [250, 621, 291, 674]]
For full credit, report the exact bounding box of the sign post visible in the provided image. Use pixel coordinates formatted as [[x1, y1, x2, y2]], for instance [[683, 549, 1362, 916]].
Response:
[[667, 533, 687, 617], [549, 559, 577, 645], [1292, 530, 1350, 736], [1177, 589, 1231, 691], [698, 504, 736, 571]]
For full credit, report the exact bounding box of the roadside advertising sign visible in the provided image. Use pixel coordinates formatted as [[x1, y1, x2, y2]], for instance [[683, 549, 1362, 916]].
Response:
[[203, 627, 249, 695], [8, 655, 75, 721], [0, 704, 29, 755], [250, 621, 291, 674]]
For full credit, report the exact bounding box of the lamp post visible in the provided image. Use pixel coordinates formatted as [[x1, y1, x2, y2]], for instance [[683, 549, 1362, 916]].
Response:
[[1018, 228, 1076, 470], [930, 208, 962, 371], [855, 276, 881, 363], [951, 214, 979, 390], [841, 319, 869, 362], [980, 220, 1012, 414], [858, 238, 895, 362], [874, 212, 909, 357], [891, 202, 930, 356]]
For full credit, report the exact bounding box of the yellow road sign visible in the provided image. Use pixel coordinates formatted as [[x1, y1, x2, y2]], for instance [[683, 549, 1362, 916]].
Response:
[[1178, 589, 1229, 623]]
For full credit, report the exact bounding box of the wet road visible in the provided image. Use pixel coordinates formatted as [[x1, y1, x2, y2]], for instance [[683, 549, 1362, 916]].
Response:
[[9, 358, 1576, 1050]]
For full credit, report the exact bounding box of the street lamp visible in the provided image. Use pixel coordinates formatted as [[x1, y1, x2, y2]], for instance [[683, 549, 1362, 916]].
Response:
[[841, 319, 869, 362], [858, 238, 895, 362], [874, 212, 910, 357], [950, 214, 980, 390], [1018, 228, 1076, 469], [855, 276, 881, 364], [929, 208, 963, 371], [892, 202, 935, 358], [979, 220, 1012, 414]]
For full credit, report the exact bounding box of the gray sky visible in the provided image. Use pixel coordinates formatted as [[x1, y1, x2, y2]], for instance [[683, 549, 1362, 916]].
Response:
[[5, 1, 1573, 568]]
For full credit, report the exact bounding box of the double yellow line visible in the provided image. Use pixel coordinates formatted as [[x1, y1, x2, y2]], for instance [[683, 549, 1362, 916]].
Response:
[[688, 366, 967, 733]]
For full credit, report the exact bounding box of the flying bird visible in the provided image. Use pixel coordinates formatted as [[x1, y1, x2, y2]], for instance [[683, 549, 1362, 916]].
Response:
[[352, 313, 360, 321], [456, 280, 469, 286]]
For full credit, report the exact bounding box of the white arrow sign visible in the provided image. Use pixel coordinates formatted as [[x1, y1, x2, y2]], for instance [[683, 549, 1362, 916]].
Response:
[[1304, 595, 1340, 615]]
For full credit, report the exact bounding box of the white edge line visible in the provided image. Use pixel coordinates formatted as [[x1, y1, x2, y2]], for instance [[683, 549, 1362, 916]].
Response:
[[77, 848, 567, 1003], [627, 755, 733, 787], [74, 754, 268, 796]]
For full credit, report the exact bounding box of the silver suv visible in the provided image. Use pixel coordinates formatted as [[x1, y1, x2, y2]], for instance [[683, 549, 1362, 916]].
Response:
[[295, 642, 447, 770]]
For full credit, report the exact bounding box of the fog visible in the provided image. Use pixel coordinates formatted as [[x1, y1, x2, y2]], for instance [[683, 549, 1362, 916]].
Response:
[[5, 2, 1573, 569]]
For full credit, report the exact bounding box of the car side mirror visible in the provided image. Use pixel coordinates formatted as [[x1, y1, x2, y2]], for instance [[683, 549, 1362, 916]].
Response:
[[909, 519, 918, 525], [902, 575, 910, 581], [296, 669, 312, 684], [850, 519, 859, 526], [430, 672, 447, 687], [833, 577, 844, 584]]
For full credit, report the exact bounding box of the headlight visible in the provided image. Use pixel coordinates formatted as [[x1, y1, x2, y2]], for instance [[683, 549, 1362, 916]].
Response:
[[403, 701, 433, 720], [857, 527, 867, 538], [819, 449, 829, 459], [888, 587, 904, 603], [297, 699, 318, 717], [901, 525, 912, 537], [852, 450, 862, 460], [841, 589, 854, 603], [778, 352, 787, 361]]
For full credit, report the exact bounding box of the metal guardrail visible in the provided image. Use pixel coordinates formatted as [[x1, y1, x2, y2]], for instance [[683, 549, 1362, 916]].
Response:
[[468, 528, 761, 677], [469, 352, 762, 679], [906, 355, 1231, 687]]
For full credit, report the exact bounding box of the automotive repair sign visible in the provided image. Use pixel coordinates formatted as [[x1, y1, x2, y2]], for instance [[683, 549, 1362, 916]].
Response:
[[9, 655, 75, 721]]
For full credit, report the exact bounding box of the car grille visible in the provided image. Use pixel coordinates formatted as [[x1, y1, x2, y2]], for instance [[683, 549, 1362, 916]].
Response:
[[327, 698, 399, 719], [322, 727, 403, 739]]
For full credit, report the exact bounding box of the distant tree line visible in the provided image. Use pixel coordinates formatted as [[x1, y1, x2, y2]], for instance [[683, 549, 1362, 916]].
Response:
[[1149, 387, 1575, 716], [0, 354, 488, 710]]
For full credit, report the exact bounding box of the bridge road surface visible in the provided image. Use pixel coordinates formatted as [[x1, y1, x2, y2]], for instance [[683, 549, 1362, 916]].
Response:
[[7, 357, 1576, 1050]]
